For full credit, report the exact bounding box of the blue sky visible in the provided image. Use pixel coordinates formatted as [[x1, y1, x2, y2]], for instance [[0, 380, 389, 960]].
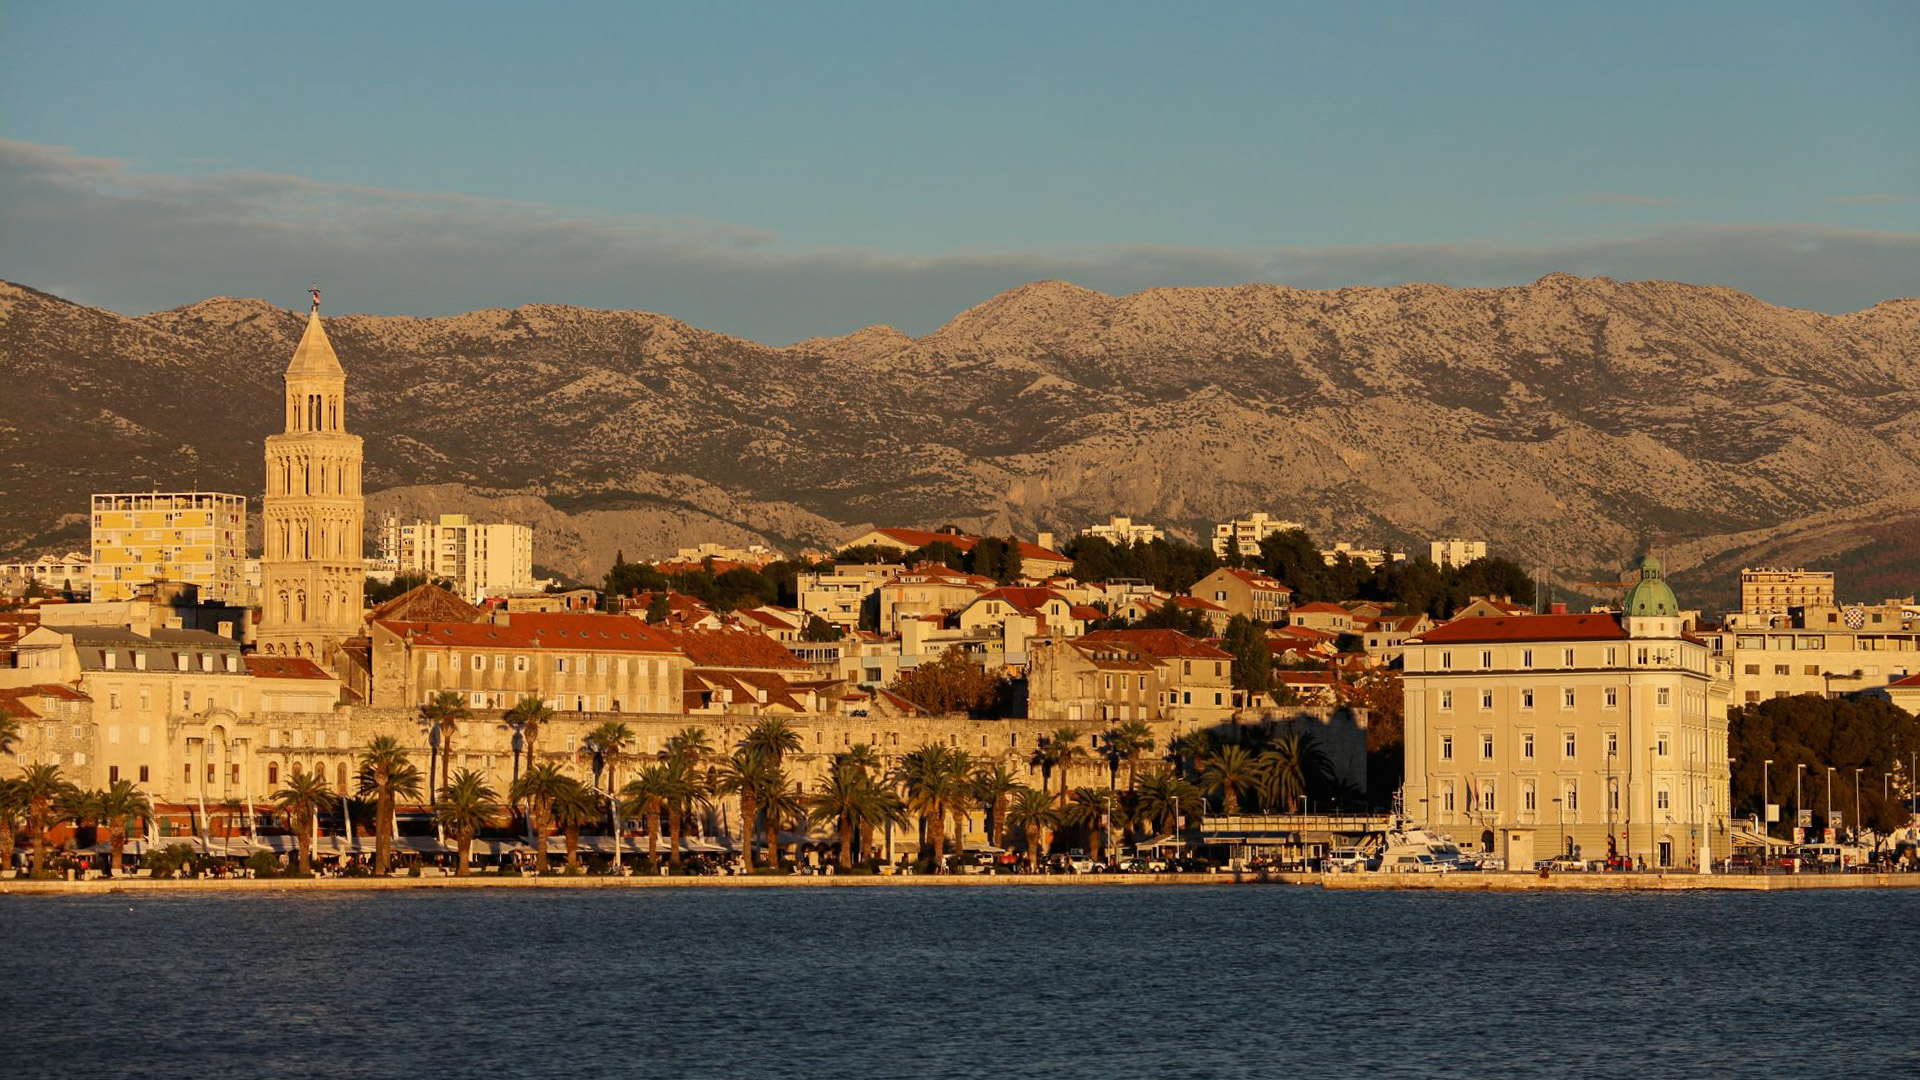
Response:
[[2, 1, 1915, 341]]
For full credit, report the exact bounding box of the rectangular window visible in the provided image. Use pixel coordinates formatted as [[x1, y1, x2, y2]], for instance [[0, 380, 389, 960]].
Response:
[[1439, 690, 1453, 712], [1565, 784, 1578, 812], [1442, 785, 1455, 812], [1440, 651, 1452, 670], [493, 654, 506, 671], [1522, 733, 1534, 759], [1774, 664, 1790, 676], [1482, 786, 1496, 812], [1604, 687, 1618, 709], [1563, 648, 1576, 667], [1524, 784, 1537, 812], [109, 690, 122, 710], [1657, 733, 1670, 757], [1522, 649, 1534, 668], [1605, 647, 1617, 666], [1480, 690, 1493, 710], [1744, 664, 1760, 675], [1564, 732, 1576, 758], [1480, 733, 1493, 760], [515, 655, 529, 672], [1656, 789, 1671, 811], [426, 653, 439, 672], [1562, 688, 1575, 709], [1441, 734, 1453, 760], [1480, 650, 1492, 668], [1606, 731, 1618, 756], [472, 655, 485, 671], [139, 765, 149, 783], [556, 657, 568, 673], [1521, 689, 1535, 710]]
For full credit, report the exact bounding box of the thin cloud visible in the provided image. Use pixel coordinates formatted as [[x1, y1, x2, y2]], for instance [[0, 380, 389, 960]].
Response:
[[1576, 193, 1679, 207], [1, 138, 1914, 343]]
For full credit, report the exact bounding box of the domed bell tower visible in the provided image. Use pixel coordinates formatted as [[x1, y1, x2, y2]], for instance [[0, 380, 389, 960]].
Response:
[[258, 286, 365, 666]]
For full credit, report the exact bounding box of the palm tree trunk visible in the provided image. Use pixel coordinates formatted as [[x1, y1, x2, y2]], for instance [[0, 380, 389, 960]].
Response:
[[298, 812, 313, 874], [667, 805, 683, 868], [839, 816, 853, 869], [532, 804, 552, 872], [0, 826, 14, 876], [109, 829, 124, 877], [456, 833, 472, 876], [740, 793, 757, 872], [1026, 824, 1040, 871], [646, 811, 660, 862], [375, 796, 393, 874], [31, 813, 48, 876], [565, 825, 580, 870], [928, 807, 945, 867], [765, 813, 779, 871]]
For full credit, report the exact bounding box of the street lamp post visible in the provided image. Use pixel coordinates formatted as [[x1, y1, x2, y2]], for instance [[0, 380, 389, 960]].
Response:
[[1853, 767, 1863, 848], [1825, 766, 1834, 842], [1762, 759, 1772, 840], [1795, 763, 1805, 844]]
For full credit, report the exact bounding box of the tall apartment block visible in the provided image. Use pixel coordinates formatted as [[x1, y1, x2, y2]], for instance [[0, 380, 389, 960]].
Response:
[[90, 491, 247, 602]]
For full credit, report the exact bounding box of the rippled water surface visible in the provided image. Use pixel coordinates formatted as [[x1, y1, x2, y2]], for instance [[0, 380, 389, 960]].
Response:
[[4, 886, 1915, 1079]]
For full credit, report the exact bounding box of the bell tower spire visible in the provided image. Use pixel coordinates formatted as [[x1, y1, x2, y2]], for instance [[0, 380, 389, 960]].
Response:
[[259, 286, 365, 668]]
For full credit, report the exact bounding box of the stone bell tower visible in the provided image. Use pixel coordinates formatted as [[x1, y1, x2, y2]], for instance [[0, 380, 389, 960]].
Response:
[[257, 286, 364, 666]]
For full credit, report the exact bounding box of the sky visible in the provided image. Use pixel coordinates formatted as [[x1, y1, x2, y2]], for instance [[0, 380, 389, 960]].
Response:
[[2, 1, 1916, 343]]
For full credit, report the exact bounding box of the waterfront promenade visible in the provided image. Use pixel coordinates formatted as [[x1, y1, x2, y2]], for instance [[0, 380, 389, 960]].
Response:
[[8, 869, 1920, 895]]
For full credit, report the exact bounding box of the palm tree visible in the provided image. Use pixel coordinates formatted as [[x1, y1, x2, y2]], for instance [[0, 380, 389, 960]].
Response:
[[550, 778, 600, 871], [1256, 732, 1308, 813], [1133, 767, 1204, 840], [839, 742, 883, 776], [807, 763, 906, 869], [1104, 719, 1156, 789], [741, 717, 803, 765], [713, 750, 776, 871], [95, 780, 152, 877], [971, 763, 1022, 849], [656, 758, 708, 869], [619, 765, 673, 864], [1046, 726, 1087, 799], [661, 726, 713, 767], [273, 771, 337, 874], [0, 714, 19, 757], [356, 735, 424, 875], [1065, 787, 1114, 864], [502, 694, 554, 780], [1169, 729, 1214, 780], [18, 764, 75, 877], [585, 720, 636, 798], [1200, 744, 1260, 816], [418, 689, 471, 804], [0, 778, 23, 875], [510, 762, 569, 872], [759, 767, 805, 869], [435, 769, 501, 876], [1006, 785, 1061, 871], [896, 745, 966, 867]]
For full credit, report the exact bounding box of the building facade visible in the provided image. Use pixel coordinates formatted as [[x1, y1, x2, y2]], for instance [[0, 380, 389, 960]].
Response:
[[1211, 513, 1303, 558], [383, 514, 536, 603], [91, 492, 246, 603], [1429, 539, 1488, 568], [1189, 567, 1292, 625], [1402, 557, 1733, 871], [1081, 516, 1165, 545], [1, 552, 92, 595], [1738, 567, 1837, 616], [257, 296, 365, 665]]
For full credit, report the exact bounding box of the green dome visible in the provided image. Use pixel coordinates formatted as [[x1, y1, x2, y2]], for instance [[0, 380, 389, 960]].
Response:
[[1623, 554, 1678, 618]]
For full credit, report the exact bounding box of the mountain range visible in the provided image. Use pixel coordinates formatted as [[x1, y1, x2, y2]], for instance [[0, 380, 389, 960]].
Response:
[[2, 274, 1916, 609]]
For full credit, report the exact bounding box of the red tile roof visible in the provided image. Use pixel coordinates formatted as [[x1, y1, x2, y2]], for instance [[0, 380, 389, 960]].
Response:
[[1888, 671, 1920, 688], [1080, 629, 1233, 660], [869, 528, 1070, 565], [662, 628, 811, 670], [1292, 601, 1352, 615], [1413, 613, 1628, 645], [1220, 568, 1291, 592], [244, 656, 335, 680], [376, 613, 682, 653], [1170, 596, 1226, 612], [1068, 605, 1105, 621], [367, 584, 481, 625]]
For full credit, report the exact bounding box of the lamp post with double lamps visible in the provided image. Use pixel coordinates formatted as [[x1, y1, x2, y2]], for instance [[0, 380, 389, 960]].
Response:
[[1762, 759, 1772, 841]]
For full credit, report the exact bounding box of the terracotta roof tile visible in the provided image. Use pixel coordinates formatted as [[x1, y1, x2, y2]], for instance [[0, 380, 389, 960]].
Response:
[[1413, 613, 1629, 645]]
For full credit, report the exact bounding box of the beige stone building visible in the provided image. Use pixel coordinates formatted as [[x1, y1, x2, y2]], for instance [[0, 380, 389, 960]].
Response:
[[365, 610, 690, 714], [1081, 516, 1164, 545], [1698, 600, 1919, 703], [1211, 513, 1303, 559], [1028, 629, 1236, 731], [258, 295, 365, 666], [1402, 557, 1733, 871], [1189, 567, 1292, 625], [382, 513, 536, 603]]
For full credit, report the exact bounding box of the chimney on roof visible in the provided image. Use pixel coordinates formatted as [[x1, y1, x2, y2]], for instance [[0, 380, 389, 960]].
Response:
[[491, 609, 511, 627], [1550, 603, 1568, 615]]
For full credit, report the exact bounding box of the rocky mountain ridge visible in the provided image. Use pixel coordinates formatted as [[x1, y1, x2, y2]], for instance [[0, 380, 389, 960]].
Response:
[[1, 274, 1915, 607]]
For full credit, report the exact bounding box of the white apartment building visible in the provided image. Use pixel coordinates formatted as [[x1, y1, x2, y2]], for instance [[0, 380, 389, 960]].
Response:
[[382, 514, 535, 604], [1429, 539, 1488, 568], [0, 552, 91, 593], [1081, 516, 1165, 545], [798, 563, 898, 630], [1738, 567, 1836, 616], [1212, 513, 1304, 558]]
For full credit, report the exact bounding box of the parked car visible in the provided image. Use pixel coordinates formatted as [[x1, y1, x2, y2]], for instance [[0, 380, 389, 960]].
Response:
[[1537, 855, 1588, 872]]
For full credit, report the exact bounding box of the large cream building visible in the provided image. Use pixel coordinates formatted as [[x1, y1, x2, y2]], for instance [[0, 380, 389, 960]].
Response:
[[91, 492, 246, 602], [258, 293, 365, 665], [1402, 557, 1733, 871], [382, 514, 536, 604]]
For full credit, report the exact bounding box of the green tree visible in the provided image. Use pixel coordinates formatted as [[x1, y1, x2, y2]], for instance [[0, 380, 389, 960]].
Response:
[[1221, 615, 1273, 694], [17, 764, 75, 877], [585, 720, 636, 802], [1200, 744, 1260, 815], [1728, 695, 1917, 834], [1064, 787, 1114, 864], [645, 592, 672, 624], [894, 745, 968, 866], [760, 769, 805, 868], [712, 750, 776, 871], [417, 689, 471, 805], [887, 647, 1009, 717], [1005, 785, 1062, 870], [272, 770, 337, 875], [1043, 726, 1087, 800], [550, 778, 600, 871], [0, 778, 23, 875], [1257, 734, 1309, 813], [741, 717, 803, 766], [619, 765, 673, 864], [801, 614, 842, 642], [510, 762, 569, 873], [1103, 719, 1156, 790], [356, 735, 424, 875], [436, 768, 501, 876], [502, 695, 554, 780], [807, 762, 906, 869], [971, 763, 1022, 848], [93, 780, 153, 877], [1133, 767, 1205, 838]]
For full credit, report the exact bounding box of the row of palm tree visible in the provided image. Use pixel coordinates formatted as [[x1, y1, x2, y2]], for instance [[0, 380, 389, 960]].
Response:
[[0, 766, 155, 877]]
